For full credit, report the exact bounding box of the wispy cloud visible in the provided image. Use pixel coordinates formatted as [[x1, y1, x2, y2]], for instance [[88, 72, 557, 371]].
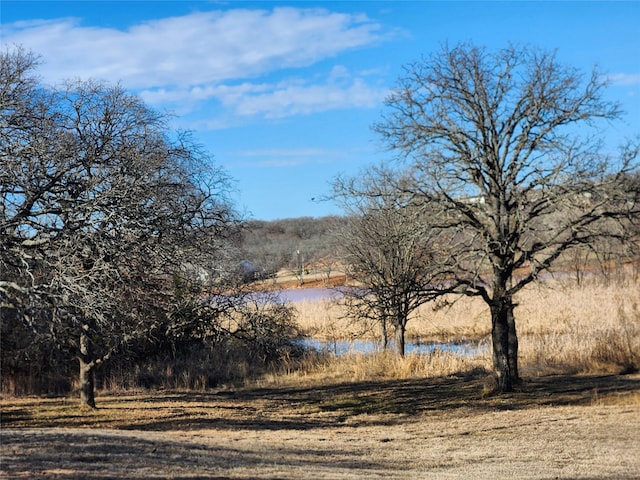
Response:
[[2, 7, 383, 88], [2, 7, 388, 124], [227, 144, 375, 169], [237, 148, 328, 157], [139, 66, 389, 124], [231, 77, 387, 118], [231, 147, 335, 168], [607, 73, 640, 86]]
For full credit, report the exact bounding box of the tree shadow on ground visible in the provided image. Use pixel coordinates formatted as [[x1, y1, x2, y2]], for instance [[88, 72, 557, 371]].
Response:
[[3, 373, 638, 480], [228, 371, 640, 417], [2, 427, 394, 480], [3, 373, 638, 432]]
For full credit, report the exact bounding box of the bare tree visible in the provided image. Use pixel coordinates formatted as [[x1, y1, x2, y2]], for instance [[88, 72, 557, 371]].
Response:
[[1, 48, 239, 407], [375, 43, 639, 391], [332, 166, 454, 356]]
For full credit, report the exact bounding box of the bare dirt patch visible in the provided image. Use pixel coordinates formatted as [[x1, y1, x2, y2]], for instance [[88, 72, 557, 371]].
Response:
[[2, 374, 639, 479]]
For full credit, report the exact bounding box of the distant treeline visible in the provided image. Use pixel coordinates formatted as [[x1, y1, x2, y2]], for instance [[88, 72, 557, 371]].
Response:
[[238, 216, 347, 279]]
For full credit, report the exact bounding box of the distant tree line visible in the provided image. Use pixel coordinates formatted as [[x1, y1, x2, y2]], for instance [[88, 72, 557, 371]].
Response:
[[239, 216, 347, 282]]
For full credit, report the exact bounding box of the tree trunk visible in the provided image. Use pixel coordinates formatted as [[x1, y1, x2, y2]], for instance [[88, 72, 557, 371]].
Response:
[[490, 301, 513, 393], [79, 328, 97, 408], [395, 323, 406, 357], [78, 357, 96, 408], [506, 303, 520, 384], [381, 318, 388, 350]]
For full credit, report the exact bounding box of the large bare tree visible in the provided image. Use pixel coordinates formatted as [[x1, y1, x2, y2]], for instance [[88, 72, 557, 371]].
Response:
[[1, 48, 239, 407], [375, 43, 639, 391]]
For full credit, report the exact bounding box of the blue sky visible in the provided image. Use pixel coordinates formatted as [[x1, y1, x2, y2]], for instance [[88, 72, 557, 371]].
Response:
[[2, 1, 639, 220]]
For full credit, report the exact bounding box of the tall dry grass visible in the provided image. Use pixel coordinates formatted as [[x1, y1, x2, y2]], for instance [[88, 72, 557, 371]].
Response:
[[514, 280, 639, 376], [259, 348, 492, 388], [283, 275, 639, 385], [294, 293, 493, 342]]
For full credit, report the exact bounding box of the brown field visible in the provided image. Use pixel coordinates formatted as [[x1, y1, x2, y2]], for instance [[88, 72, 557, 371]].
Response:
[[2, 277, 640, 479], [2, 373, 640, 479]]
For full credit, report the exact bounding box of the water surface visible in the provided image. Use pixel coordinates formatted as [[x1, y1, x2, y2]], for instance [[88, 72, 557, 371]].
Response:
[[297, 338, 488, 356]]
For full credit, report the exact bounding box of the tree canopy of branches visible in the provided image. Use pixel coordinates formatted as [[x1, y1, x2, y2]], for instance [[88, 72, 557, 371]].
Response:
[[332, 166, 454, 355], [374, 43, 639, 392], [1, 47, 240, 407]]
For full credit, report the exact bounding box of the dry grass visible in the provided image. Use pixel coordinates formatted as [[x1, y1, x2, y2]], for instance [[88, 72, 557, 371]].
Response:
[[3, 275, 639, 479], [296, 278, 639, 340], [513, 280, 640, 376], [291, 278, 640, 382], [260, 350, 491, 389], [2, 374, 639, 479]]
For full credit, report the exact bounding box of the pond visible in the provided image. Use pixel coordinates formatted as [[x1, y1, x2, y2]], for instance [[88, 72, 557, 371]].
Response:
[[296, 337, 488, 357], [277, 288, 488, 357], [277, 287, 339, 303]]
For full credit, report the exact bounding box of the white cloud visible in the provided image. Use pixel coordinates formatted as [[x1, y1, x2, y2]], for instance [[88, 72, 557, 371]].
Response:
[[2, 7, 383, 89], [238, 148, 328, 157], [607, 73, 640, 86], [231, 147, 335, 168], [233, 78, 386, 118], [3, 7, 392, 126], [140, 67, 389, 124]]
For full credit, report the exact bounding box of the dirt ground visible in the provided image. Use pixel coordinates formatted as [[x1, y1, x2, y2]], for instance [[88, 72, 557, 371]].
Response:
[[2, 373, 640, 479]]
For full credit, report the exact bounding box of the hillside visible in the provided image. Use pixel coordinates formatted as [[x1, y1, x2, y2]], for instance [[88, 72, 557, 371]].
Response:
[[239, 216, 347, 282]]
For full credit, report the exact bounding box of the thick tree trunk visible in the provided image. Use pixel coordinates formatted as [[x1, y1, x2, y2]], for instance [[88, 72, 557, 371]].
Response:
[[79, 328, 97, 409], [78, 357, 96, 408], [490, 301, 513, 393], [395, 323, 406, 357], [506, 303, 520, 384]]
